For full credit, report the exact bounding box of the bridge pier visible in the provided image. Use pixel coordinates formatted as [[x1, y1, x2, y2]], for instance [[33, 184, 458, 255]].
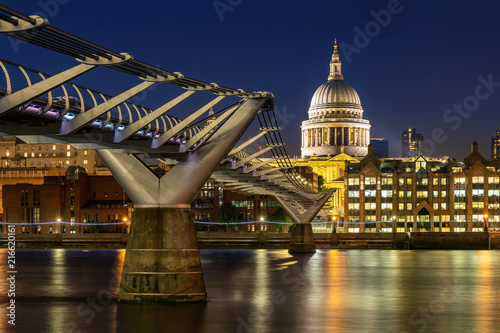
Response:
[[97, 98, 266, 302], [276, 188, 334, 253], [120, 207, 205, 302]]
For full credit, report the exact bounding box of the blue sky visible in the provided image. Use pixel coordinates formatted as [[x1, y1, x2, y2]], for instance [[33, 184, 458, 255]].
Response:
[[1, 0, 499, 159]]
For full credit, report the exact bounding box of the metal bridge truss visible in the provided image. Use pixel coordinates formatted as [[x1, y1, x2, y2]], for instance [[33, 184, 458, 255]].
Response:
[[0, 4, 331, 209]]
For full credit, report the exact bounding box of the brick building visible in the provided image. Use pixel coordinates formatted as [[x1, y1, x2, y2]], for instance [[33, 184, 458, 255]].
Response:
[[3, 166, 132, 233], [343, 143, 500, 233]]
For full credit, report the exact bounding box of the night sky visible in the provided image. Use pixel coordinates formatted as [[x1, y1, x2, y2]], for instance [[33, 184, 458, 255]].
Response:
[[1, 0, 499, 159]]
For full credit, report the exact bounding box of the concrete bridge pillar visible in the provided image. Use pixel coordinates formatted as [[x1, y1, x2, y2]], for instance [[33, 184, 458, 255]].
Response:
[[276, 188, 334, 253], [98, 98, 266, 302]]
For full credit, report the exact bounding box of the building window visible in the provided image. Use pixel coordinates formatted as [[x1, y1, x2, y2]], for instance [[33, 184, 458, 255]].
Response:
[[398, 191, 404, 198], [21, 190, 28, 206], [406, 178, 412, 185], [24, 152, 28, 157], [348, 178, 359, 185], [348, 191, 359, 198], [441, 191, 447, 198], [104, 192, 108, 198], [399, 179, 404, 185], [365, 177, 376, 185], [454, 202, 466, 210], [83, 160, 88, 165], [365, 190, 376, 197], [32, 207, 40, 223], [406, 191, 412, 198], [472, 176, 484, 184], [433, 178, 439, 185], [365, 215, 376, 222], [488, 177, 500, 184], [441, 178, 447, 185], [433, 203, 439, 210], [33, 190, 40, 206], [398, 203, 404, 211], [406, 203, 412, 210], [488, 189, 500, 197], [67, 152, 71, 157], [84, 150, 88, 156], [67, 145, 71, 150], [381, 177, 393, 185], [454, 190, 466, 197], [348, 203, 359, 210], [441, 203, 447, 210], [365, 203, 376, 210], [65, 160, 70, 165], [381, 190, 392, 198], [472, 189, 484, 196], [416, 191, 428, 198], [433, 190, 439, 197], [454, 177, 466, 184], [381, 203, 392, 210], [472, 202, 484, 209]]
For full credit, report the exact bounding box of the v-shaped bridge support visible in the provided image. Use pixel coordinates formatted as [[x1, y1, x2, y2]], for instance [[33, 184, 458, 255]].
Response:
[[97, 98, 266, 302], [276, 188, 335, 253]]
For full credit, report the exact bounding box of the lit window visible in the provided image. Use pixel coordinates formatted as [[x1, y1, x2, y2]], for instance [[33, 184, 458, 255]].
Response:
[[399, 179, 404, 185], [365, 177, 376, 185], [407, 203, 412, 210], [406, 178, 412, 185], [488, 189, 500, 197], [52, 145, 56, 150], [24, 152, 28, 157], [67, 152, 71, 157], [433, 203, 439, 210], [348, 203, 359, 210], [472, 202, 484, 209], [488, 177, 500, 184], [83, 160, 88, 165], [365, 203, 376, 210], [65, 160, 70, 165], [441, 178, 447, 185], [31, 152, 34, 157], [67, 145, 71, 150], [406, 191, 412, 198], [348, 178, 359, 185], [381, 190, 392, 198], [454, 215, 466, 222], [441, 191, 447, 198], [365, 215, 376, 222], [433, 190, 439, 197], [84, 150, 88, 156], [441, 203, 447, 210], [398, 191, 404, 198], [381, 203, 392, 210], [472, 189, 484, 196], [348, 191, 359, 198], [454, 202, 466, 209], [472, 176, 484, 184], [416, 191, 428, 198], [433, 178, 439, 185], [399, 203, 404, 210], [6, 151, 9, 157], [365, 190, 376, 197], [454, 190, 466, 197], [381, 177, 393, 185], [454, 177, 466, 184]]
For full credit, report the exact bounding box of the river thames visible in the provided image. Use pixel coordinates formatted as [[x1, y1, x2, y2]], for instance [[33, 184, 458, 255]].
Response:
[[0, 249, 499, 332]]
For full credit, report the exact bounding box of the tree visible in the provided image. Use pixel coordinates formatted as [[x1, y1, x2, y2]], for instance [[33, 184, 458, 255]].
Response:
[[268, 207, 292, 232], [268, 207, 292, 222], [215, 203, 239, 223]]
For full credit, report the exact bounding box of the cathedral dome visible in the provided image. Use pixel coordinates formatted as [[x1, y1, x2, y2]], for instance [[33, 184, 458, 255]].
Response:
[[310, 80, 361, 110]]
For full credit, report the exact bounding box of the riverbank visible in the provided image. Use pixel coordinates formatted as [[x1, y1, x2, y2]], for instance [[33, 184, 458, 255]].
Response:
[[1, 232, 499, 249]]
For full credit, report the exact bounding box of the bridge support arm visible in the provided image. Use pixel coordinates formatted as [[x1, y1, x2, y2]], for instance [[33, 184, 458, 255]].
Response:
[[276, 188, 335, 253]]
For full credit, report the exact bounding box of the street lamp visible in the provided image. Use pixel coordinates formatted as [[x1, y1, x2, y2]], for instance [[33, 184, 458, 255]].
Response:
[[332, 216, 337, 233], [484, 214, 488, 232]]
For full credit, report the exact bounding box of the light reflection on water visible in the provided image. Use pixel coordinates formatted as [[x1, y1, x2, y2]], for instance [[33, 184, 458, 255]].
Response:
[[0, 249, 499, 333]]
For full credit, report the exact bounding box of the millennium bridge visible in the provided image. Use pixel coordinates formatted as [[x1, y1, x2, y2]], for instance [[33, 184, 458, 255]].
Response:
[[0, 5, 333, 302]]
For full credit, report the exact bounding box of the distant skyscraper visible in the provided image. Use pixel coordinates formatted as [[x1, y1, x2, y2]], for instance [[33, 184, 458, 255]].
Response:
[[402, 128, 424, 157], [492, 130, 500, 160], [370, 138, 389, 158]]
